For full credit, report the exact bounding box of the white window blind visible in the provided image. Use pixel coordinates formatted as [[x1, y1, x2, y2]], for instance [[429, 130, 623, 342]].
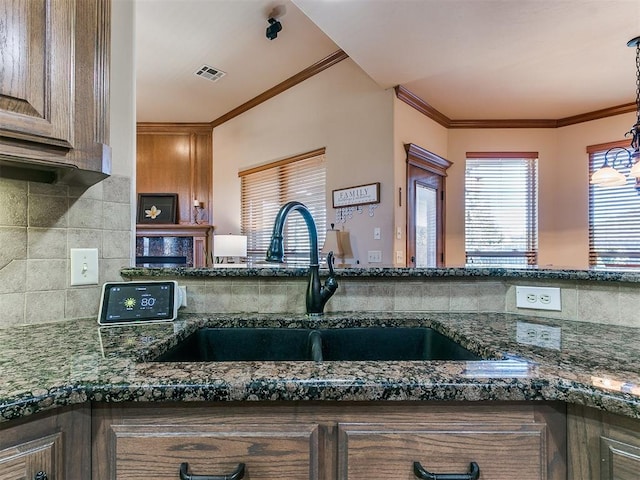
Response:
[[465, 153, 538, 267], [240, 149, 326, 266], [589, 142, 640, 269]]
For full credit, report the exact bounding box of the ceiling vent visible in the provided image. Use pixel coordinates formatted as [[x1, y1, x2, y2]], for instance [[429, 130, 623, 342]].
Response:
[[194, 65, 226, 83]]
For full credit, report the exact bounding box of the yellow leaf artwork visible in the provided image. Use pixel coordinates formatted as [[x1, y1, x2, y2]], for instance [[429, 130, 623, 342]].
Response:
[[145, 205, 161, 219]]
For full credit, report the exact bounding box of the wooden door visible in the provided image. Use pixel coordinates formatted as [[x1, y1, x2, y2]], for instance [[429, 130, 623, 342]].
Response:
[[405, 144, 451, 268]]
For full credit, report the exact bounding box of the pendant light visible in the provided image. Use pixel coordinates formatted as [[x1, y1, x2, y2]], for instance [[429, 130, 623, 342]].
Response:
[[590, 36, 640, 189]]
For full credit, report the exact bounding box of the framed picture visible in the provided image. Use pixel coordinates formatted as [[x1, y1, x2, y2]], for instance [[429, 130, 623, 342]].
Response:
[[332, 182, 380, 208], [137, 193, 178, 224]]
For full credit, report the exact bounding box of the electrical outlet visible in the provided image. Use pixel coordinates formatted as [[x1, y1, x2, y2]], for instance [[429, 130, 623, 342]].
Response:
[[179, 285, 188, 308], [515, 286, 561, 311], [396, 250, 404, 264], [516, 322, 561, 349], [70, 248, 99, 286], [367, 250, 382, 263]]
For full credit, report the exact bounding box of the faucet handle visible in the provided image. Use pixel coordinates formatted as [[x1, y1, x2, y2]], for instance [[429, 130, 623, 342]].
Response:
[[326, 251, 335, 275]]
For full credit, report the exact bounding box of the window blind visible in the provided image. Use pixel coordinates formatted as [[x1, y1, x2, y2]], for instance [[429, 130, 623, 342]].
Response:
[[465, 154, 538, 267], [589, 143, 640, 269], [240, 150, 326, 266]]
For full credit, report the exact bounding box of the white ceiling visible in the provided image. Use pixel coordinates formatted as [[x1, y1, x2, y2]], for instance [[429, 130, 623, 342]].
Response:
[[135, 0, 640, 123]]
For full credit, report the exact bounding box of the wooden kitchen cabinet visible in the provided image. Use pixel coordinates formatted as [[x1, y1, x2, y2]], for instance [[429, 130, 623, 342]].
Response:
[[0, 0, 111, 186], [0, 405, 91, 479], [568, 404, 640, 480], [92, 401, 565, 480]]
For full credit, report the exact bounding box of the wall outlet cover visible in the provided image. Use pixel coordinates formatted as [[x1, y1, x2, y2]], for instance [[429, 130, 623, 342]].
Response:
[[367, 250, 382, 263], [515, 286, 561, 311]]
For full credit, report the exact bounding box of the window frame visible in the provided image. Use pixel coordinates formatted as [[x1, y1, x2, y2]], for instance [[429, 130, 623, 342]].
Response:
[[239, 148, 326, 266], [464, 152, 539, 268]]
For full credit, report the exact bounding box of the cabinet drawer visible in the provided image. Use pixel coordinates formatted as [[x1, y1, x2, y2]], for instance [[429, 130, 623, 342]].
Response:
[[111, 423, 322, 479], [338, 422, 547, 480]]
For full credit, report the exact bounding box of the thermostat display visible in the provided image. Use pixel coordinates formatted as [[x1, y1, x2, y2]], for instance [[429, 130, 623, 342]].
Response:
[[98, 281, 179, 325]]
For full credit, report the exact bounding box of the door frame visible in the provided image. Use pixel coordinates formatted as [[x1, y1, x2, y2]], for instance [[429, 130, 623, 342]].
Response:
[[405, 144, 452, 268]]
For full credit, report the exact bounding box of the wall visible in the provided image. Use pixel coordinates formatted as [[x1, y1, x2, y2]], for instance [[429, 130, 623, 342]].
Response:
[[213, 53, 635, 270], [392, 97, 449, 265], [446, 112, 636, 268], [0, 0, 136, 326], [213, 59, 395, 266]]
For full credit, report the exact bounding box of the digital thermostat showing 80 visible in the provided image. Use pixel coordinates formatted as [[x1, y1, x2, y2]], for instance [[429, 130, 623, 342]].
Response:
[[98, 281, 181, 325]]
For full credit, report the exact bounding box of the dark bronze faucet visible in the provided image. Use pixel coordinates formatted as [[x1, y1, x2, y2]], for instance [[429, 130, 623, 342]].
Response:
[[266, 201, 338, 315]]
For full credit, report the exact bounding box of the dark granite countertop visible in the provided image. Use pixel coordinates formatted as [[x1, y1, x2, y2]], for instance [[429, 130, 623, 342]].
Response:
[[121, 266, 640, 283], [0, 312, 639, 423]]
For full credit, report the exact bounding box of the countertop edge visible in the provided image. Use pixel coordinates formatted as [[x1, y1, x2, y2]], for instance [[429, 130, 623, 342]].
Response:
[[120, 266, 640, 283]]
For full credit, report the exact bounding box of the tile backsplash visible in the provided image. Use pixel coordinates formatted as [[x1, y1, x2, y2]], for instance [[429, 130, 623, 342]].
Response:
[[0, 176, 132, 326], [150, 275, 640, 328]]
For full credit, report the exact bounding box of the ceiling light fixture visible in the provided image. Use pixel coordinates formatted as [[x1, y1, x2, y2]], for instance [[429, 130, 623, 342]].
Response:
[[590, 36, 640, 190]]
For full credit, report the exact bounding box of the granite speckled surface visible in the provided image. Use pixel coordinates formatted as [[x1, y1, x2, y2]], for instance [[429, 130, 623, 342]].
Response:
[[0, 312, 638, 422], [121, 266, 640, 282]]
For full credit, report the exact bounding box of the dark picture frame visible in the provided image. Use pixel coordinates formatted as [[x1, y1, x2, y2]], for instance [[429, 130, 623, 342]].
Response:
[[332, 182, 380, 208], [137, 193, 178, 224]]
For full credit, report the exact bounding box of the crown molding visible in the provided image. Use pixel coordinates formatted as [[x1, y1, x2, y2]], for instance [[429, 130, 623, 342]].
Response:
[[556, 103, 636, 127], [395, 86, 636, 129], [395, 86, 451, 127], [405, 143, 452, 176], [211, 50, 349, 129], [137, 123, 213, 134]]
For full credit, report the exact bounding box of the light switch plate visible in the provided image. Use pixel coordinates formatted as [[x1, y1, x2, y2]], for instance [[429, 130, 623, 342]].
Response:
[[70, 248, 99, 286]]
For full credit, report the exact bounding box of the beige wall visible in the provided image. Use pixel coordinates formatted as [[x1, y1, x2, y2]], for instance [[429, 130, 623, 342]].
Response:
[[213, 59, 395, 266], [392, 97, 449, 265], [213, 53, 636, 270], [446, 112, 635, 268], [0, 0, 136, 326]]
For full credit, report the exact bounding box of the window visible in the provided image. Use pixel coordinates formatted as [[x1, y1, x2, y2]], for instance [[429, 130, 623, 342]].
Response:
[[465, 153, 538, 267], [239, 149, 326, 266], [589, 140, 640, 269]]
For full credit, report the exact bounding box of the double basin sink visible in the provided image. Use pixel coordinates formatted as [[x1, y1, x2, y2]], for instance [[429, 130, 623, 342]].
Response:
[[154, 327, 482, 362]]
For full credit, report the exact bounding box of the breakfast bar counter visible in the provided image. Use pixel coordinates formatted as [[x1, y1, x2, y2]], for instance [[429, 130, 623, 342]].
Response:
[[1, 311, 638, 422]]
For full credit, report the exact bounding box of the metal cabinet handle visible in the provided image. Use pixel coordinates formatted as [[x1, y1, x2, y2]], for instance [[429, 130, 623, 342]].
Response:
[[413, 461, 480, 480], [34, 472, 48, 480], [179, 462, 245, 480]]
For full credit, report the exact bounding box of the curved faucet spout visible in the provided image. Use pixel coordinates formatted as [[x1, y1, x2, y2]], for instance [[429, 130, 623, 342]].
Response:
[[265, 201, 337, 315], [266, 201, 319, 265]]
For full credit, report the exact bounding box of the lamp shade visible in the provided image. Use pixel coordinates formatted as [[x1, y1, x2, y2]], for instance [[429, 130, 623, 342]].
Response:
[[591, 166, 626, 186], [321, 229, 353, 267], [321, 230, 343, 257], [337, 231, 353, 259], [213, 235, 247, 258]]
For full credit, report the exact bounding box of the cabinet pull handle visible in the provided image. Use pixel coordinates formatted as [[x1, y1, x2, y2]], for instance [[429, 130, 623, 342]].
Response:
[[179, 462, 245, 480], [413, 461, 480, 480], [34, 472, 48, 480]]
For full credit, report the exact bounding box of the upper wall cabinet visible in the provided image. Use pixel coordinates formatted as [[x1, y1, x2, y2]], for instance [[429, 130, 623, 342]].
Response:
[[0, 0, 111, 186]]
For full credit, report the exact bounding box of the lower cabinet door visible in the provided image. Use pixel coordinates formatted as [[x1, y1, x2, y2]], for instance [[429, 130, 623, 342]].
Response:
[[600, 436, 640, 480], [0, 433, 62, 480], [338, 422, 548, 480], [111, 423, 321, 479]]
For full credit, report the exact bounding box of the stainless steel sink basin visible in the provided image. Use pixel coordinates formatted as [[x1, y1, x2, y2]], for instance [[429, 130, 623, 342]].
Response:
[[154, 327, 482, 362]]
